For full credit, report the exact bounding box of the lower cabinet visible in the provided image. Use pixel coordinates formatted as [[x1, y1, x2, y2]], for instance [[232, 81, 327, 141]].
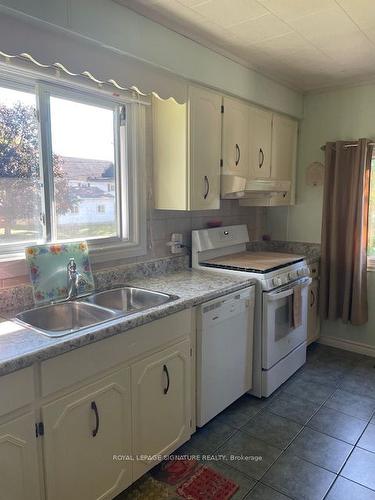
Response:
[[0, 412, 41, 500], [131, 339, 192, 480], [0, 312, 193, 500], [307, 278, 320, 345], [42, 367, 132, 500]]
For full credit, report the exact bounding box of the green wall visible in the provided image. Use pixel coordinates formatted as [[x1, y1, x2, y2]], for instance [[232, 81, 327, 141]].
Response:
[[0, 0, 303, 117], [269, 83, 375, 243], [267, 83, 375, 351]]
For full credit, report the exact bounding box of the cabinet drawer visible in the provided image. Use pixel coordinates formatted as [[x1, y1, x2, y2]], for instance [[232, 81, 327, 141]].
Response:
[[0, 367, 35, 417], [41, 309, 192, 397]]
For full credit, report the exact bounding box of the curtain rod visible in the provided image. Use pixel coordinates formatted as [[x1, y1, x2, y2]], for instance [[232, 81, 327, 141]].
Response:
[[320, 142, 375, 151]]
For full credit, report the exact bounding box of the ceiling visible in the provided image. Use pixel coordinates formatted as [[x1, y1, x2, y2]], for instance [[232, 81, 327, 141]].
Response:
[[115, 0, 375, 92]]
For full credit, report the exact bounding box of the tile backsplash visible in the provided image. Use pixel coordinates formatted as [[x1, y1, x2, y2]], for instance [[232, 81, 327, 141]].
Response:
[[148, 201, 266, 261], [0, 201, 265, 290], [0, 106, 266, 289]]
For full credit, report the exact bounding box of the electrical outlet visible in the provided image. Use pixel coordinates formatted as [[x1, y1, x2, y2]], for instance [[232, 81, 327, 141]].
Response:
[[167, 233, 183, 254]]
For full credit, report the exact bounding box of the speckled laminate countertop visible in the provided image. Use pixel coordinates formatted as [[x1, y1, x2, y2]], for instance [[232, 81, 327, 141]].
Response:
[[246, 240, 321, 265], [0, 269, 255, 377]]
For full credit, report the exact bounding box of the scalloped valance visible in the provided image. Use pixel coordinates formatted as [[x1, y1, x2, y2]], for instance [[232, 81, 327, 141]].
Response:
[[0, 50, 153, 104], [0, 13, 188, 105]]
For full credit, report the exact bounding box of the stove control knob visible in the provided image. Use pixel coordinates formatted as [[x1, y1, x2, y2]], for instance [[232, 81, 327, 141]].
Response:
[[272, 277, 282, 287], [288, 271, 297, 280]]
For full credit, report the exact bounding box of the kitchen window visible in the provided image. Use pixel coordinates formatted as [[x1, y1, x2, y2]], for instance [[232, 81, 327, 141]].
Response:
[[0, 75, 146, 262]]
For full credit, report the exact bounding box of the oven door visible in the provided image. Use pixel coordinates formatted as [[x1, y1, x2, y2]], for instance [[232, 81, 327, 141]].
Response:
[[262, 277, 311, 370]]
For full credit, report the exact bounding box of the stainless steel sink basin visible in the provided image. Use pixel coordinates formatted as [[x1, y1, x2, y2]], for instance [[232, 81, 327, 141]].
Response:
[[15, 286, 178, 337], [15, 301, 120, 337], [81, 286, 176, 313]]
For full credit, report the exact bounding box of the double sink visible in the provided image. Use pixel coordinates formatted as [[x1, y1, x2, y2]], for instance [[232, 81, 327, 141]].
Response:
[[15, 287, 178, 338]]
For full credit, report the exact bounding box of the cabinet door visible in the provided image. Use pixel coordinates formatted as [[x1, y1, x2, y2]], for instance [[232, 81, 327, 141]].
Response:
[[222, 97, 249, 178], [249, 107, 272, 179], [0, 412, 41, 500], [307, 279, 319, 345], [153, 96, 188, 210], [189, 86, 221, 210], [42, 367, 132, 500], [271, 114, 298, 182], [131, 339, 191, 480]]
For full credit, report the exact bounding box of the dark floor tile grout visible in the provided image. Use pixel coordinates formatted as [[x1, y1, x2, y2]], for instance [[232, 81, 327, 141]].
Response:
[[243, 481, 294, 499], [245, 373, 350, 495], [322, 410, 375, 499]]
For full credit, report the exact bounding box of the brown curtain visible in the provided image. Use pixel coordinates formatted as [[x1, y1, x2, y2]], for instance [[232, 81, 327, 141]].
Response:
[[320, 138, 373, 326]]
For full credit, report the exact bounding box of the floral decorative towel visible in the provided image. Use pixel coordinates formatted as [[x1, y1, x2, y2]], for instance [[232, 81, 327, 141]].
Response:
[[25, 241, 94, 304]]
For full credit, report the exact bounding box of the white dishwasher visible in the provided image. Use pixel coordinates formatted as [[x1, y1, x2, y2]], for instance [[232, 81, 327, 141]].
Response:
[[196, 285, 255, 427]]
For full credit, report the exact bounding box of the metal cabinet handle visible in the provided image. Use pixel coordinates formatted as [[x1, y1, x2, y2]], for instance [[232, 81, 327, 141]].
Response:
[[235, 144, 241, 166], [259, 148, 264, 168], [91, 401, 99, 437], [310, 289, 315, 307], [204, 175, 210, 199], [163, 364, 170, 394]]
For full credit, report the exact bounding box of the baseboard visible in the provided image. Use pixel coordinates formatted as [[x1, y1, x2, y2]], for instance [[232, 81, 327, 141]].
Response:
[[318, 336, 375, 358]]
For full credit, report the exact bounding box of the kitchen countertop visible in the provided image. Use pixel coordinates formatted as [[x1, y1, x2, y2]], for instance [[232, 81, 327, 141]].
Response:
[[246, 240, 321, 265], [0, 269, 255, 377]]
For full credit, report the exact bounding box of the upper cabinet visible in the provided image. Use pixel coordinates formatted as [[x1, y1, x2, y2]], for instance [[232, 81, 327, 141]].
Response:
[[242, 108, 298, 206], [271, 114, 298, 182], [153, 87, 298, 209], [153, 86, 222, 211], [222, 97, 249, 179], [249, 107, 272, 180], [189, 87, 222, 210]]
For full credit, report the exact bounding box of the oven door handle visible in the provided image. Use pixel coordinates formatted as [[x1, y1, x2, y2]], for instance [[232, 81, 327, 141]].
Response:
[[267, 278, 311, 301], [267, 289, 294, 301]]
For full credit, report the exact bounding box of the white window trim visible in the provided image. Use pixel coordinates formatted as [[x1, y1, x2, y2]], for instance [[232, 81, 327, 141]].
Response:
[[90, 102, 147, 263], [0, 73, 147, 264]]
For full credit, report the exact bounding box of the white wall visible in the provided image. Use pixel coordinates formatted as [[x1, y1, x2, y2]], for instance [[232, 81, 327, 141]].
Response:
[[0, 0, 303, 117]]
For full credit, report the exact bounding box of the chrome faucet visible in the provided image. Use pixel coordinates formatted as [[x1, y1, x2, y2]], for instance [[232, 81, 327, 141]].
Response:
[[67, 258, 85, 300]]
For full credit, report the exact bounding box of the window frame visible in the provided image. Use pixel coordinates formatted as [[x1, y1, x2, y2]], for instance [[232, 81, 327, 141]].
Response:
[[0, 73, 147, 263]]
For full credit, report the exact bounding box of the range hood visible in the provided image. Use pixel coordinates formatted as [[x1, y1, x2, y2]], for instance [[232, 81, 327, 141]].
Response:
[[221, 175, 291, 199], [243, 179, 291, 196]]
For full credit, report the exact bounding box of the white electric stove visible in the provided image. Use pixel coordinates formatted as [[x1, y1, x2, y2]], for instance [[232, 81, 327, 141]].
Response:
[[192, 224, 311, 398]]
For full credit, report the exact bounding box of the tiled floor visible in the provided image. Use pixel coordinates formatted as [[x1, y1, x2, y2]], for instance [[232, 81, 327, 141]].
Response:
[[173, 344, 375, 500]]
